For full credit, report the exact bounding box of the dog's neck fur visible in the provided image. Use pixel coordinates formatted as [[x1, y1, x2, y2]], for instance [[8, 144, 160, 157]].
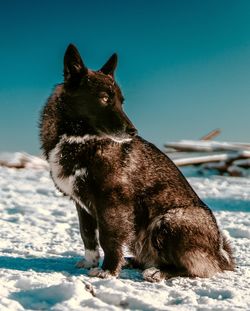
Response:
[[41, 84, 125, 158]]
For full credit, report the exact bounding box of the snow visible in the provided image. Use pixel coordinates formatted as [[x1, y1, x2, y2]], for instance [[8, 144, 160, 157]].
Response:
[[0, 162, 250, 310]]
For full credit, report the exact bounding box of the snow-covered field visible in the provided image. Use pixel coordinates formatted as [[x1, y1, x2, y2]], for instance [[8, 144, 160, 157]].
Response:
[[0, 165, 250, 310]]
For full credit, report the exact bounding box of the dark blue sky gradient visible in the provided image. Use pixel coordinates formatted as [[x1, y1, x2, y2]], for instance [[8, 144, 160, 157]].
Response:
[[1, 0, 250, 153]]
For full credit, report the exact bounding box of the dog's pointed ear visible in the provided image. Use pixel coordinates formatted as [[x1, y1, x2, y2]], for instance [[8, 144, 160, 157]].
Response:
[[64, 44, 87, 83], [99, 53, 118, 77]]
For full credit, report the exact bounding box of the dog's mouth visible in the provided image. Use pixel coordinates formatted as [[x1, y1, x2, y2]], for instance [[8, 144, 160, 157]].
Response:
[[96, 126, 138, 138], [96, 128, 137, 143]]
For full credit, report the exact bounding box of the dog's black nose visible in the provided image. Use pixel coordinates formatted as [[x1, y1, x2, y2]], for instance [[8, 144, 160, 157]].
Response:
[[126, 128, 138, 136]]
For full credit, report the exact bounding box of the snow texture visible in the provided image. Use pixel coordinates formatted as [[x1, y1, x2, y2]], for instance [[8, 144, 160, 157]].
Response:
[[0, 163, 250, 310]]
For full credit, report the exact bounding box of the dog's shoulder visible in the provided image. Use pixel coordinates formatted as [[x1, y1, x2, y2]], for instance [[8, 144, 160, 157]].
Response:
[[132, 136, 184, 173]]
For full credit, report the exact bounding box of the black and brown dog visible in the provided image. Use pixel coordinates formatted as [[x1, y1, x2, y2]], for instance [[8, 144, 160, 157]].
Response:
[[40, 44, 234, 282]]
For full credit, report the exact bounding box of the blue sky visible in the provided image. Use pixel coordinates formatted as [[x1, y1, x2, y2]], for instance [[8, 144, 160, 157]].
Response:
[[1, 0, 250, 154]]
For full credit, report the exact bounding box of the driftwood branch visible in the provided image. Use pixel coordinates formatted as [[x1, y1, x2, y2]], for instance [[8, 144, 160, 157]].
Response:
[[201, 151, 250, 177], [166, 138, 250, 177], [165, 140, 250, 152], [200, 129, 221, 141]]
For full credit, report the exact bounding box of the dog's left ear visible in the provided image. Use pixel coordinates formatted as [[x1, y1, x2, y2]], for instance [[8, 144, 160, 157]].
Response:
[[99, 53, 118, 77], [64, 44, 88, 83]]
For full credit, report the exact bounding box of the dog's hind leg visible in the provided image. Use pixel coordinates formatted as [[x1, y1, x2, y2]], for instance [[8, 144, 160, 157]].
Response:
[[75, 203, 100, 269]]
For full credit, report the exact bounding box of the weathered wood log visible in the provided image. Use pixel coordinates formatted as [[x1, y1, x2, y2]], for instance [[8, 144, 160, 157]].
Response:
[[233, 159, 250, 169], [200, 151, 250, 177], [165, 140, 250, 152], [171, 148, 250, 177], [200, 129, 221, 141], [173, 154, 229, 167]]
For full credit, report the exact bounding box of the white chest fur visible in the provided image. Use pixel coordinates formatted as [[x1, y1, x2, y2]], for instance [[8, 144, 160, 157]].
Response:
[[48, 134, 132, 211], [48, 144, 88, 211]]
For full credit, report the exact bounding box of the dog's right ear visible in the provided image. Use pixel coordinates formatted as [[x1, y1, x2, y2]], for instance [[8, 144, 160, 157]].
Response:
[[64, 44, 88, 83], [99, 53, 118, 77]]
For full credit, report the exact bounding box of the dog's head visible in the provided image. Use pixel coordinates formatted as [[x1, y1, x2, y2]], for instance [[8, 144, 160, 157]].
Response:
[[62, 44, 137, 137]]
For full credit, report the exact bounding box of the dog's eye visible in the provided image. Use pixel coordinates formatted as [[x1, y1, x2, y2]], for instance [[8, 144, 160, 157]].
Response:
[[99, 93, 110, 105], [102, 96, 109, 103]]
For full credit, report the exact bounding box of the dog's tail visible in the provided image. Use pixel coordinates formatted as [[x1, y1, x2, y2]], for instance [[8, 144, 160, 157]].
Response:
[[218, 234, 235, 271], [150, 215, 234, 278]]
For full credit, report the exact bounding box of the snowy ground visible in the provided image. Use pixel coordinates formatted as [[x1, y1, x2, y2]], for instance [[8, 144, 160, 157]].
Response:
[[0, 165, 250, 310]]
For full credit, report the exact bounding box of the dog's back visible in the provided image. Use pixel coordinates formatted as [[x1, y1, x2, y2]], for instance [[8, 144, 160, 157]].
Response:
[[40, 44, 234, 281]]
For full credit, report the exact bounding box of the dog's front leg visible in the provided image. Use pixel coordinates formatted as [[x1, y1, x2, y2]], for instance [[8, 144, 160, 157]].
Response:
[[89, 207, 129, 278], [75, 203, 100, 269]]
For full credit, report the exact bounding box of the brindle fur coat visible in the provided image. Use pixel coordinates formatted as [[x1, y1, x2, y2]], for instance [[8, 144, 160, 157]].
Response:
[[40, 44, 234, 282]]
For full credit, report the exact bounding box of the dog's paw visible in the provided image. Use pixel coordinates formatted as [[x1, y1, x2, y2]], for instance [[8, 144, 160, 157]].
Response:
[[76, 249, 100, 269], [142, 267, 166, 283], [88, 267, 117, 279]]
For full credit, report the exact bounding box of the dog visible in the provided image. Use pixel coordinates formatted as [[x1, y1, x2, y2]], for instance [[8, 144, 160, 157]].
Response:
[[40, 44, 234, 282]]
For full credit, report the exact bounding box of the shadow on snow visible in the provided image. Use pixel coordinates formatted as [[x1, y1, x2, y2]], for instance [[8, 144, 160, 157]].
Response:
[[204, 198, 250, 212], [0, 255, 143, 280], [0, 256, 86, 275]]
